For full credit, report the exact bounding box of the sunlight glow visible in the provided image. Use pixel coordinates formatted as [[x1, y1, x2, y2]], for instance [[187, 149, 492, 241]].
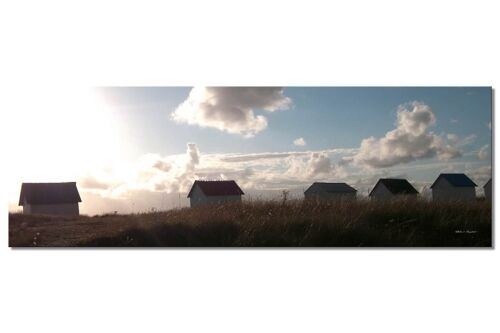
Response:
[[5, 87, 125, 207]]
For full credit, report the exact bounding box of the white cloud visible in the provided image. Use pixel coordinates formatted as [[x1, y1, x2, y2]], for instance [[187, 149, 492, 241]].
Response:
[[73, 136, 490, 215], [285, 151, 343, 181], [218, 148, 356, 163], [153, 160, 171, 172], [446, 133, 476, 148], [186, 143, 200, 169], [293, 137, 306, 146], [447, 133, 459, 144], [346, 102, 463, 168], [460, 134, 477, 147], [80, 175, 111, 190], [488, 121, 491, 130], [171, 87, 291, 137], [221, 151, 309, 163], [83, 143, 201, 198], [451, 118, 459, 124], [478, 144, 489, 160], [306, 152, 333, 177]]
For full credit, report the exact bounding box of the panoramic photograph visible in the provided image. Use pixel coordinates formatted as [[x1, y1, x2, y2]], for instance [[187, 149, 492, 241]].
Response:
[[7, 87, 493, 247], [3, 2, 499, 333]]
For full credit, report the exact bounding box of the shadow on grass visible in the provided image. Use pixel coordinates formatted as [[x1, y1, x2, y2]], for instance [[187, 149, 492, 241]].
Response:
[[10, 199, 492, 247]]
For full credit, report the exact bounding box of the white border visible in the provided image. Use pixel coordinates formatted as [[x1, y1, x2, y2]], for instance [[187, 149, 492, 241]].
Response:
[[1, 1, 498, 332]]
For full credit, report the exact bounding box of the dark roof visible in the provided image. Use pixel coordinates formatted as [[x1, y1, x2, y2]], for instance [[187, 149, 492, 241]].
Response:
[[187, 180, 244, 198], [484, 178, 492, 188], [369, 179, 419, 196], [430, 173, 477, 188], [304, 182, 357, 194], [19, 182, 82, 206]]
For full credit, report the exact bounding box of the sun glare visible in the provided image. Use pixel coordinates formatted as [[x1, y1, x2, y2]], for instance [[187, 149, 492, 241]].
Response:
[[6, 87, 124, 206]]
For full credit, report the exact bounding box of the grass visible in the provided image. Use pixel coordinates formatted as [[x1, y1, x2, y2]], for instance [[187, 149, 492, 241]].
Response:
[[8, 199, 492, 247]]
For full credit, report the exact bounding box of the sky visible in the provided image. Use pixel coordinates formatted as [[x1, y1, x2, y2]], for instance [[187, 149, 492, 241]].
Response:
[[6, 87, 492, 214]]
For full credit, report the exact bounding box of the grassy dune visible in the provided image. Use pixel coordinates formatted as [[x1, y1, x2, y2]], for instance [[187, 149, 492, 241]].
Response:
[[9, 199, 492, 247]]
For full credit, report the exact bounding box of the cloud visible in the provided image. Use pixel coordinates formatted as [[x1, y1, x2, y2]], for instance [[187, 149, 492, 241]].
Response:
[[153, 160, 171, 172], [186, 143, 200, 168], [488, 122, 491, 130], [284, 151, 342, 181], [460, 134, 477, 147], [220, 151, 308, 163], [446, 133, 459, 144], [80, 175, 111, 190], [450, 119, 459, 124], [196, 167, 256, 189], [83, 143, 357, 205], [306, 152, 333, 177], [218, 148, 357, 163], [446, 133, 476, 148], [171, 87, 291, 137], [75, 134, 490, 215], [345, 102, 463, 168], [94, 143, 202, 198], [293, 137, 306, 146], [478, 144, 489, 160]]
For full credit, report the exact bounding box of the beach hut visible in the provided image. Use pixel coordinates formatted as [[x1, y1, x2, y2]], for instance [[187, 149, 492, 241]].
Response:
[[430, 173, 477, 202], [369, 179, 418, 200], [304, 182, 357, 201], [187, 180, 244, 208], [19, 182, 82, 216]]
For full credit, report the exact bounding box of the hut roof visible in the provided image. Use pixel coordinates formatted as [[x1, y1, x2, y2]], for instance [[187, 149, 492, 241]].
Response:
[[187, 180, 244, 198], [19, 182, 82, 206], [430, 173, 477, 188], [304, 182, 357, 194], [369, 179, 418, 196]]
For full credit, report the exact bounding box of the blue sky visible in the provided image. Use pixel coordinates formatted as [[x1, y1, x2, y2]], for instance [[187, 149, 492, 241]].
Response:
[[99, 86, 491, 156], [7, 86, 493, 214]]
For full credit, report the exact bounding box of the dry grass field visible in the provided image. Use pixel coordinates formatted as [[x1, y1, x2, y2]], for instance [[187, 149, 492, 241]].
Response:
[[8, 199, 492, 247]]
